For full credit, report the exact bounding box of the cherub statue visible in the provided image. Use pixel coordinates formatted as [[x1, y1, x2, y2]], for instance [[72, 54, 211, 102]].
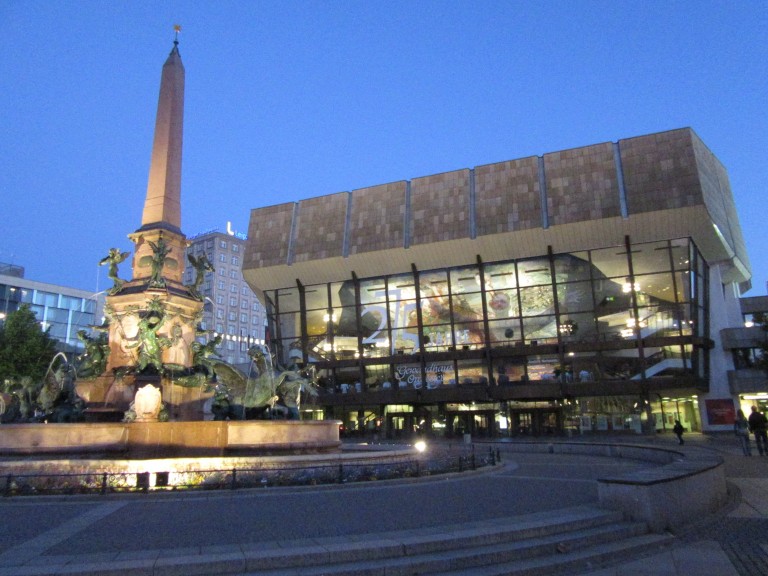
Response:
[[186, 253, 214, 300], [148, 237, 171, 288], [99, 248, 131, 295]]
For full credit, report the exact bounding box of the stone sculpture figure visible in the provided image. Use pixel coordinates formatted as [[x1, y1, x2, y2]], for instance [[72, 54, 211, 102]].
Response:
[[76, 330, 110, 377], [190, 335, 222, 377], [148, 237, 171, 288], [186, 253, 214, 300], [126, 313, 167, 373], [164, 323, 189, 369], [99, 248, 131, 295], [132, 384, 163, 421], [276, 365, 319, 419]]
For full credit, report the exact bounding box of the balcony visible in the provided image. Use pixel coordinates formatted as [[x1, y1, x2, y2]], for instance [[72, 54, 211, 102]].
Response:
[[728, 368, 768, 395], [721, 326, 765, 350]]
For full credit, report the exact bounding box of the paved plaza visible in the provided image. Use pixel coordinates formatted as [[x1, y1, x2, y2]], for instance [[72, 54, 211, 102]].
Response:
[[0, 433, 764, 575]]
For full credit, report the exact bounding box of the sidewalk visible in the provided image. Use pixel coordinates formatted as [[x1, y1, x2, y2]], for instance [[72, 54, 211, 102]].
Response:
[[576, 432, 768, 576]]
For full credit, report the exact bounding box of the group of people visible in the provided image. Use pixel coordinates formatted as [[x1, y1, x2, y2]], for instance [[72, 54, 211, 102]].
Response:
[[734, 406, 768, 456]]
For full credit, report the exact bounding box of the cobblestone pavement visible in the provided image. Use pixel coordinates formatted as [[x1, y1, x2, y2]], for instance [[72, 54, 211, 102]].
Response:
[[679, 435, 768, 576]]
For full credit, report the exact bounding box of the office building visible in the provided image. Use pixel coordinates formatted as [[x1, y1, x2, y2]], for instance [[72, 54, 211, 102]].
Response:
[[184, 227, 267, 366], [242, 128, 757, 437], [0, 264, 105, 355]]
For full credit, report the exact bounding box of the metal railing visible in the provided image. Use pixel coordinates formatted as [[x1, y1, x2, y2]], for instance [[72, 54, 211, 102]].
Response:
[[2, 444, 498, 497]]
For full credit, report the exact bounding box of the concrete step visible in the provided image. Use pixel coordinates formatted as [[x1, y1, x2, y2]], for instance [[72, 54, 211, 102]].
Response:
[[5, 506, 672, 576], [437, 533, 674, 576], [233, 507, 670, 576], [275, 522, 654, 576]]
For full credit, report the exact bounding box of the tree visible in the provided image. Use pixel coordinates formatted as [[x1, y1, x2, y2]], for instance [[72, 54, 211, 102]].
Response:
[[0, 304, 58, 386]]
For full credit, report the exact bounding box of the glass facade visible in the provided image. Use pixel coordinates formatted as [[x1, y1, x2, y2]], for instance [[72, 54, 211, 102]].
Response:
[[261, 238, 710, 436], [0, 282, 100, 353]]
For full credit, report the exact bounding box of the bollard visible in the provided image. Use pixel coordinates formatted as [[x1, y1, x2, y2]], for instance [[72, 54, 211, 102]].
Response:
[[101, 473, 107, 495], [231, 468, 237, 490], [5, 474, 12, 497], [489, 447, 496, 466]]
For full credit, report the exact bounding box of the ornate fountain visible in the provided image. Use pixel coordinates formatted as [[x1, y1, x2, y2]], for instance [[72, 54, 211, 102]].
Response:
[[0, 36, 339, 460]]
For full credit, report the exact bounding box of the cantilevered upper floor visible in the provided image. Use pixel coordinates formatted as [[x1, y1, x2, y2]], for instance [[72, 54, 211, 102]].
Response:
[[243, 128, 750, 294]]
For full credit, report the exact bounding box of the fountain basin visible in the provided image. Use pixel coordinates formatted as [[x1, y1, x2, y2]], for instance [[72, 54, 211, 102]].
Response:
[[0, 420, 342, 458]]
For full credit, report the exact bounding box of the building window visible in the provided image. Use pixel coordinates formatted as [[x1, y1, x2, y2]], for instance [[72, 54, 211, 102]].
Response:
[[218, 280, 225, 289], [228, 312, 236, 321], [232, 244, 240, 253], [216, 295, 224, 304], [232, 256, 239, 266], [231, 284, 238, 293], [216, 309, 223, 319], [219, 254, 227, 263], [240, 313, 248, 323], [230, 297, 237, 306], [219, 268, 226, 276], [230, 270, 237, 279], [220, 240, 227, 249]]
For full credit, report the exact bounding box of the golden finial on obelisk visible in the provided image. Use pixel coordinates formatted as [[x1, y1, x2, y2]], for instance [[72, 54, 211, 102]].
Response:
[[173, 24, 181, 45]]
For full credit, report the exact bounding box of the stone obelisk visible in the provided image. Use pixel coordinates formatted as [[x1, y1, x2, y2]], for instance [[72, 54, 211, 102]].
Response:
[[130, 36, 187, 285], [99, 33, 206, 419]]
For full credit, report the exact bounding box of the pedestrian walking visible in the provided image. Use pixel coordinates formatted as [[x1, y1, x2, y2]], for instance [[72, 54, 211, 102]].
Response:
[[734, 408, 752, 456], [748, 406, 768, 456], [673, 419, 685, 445]]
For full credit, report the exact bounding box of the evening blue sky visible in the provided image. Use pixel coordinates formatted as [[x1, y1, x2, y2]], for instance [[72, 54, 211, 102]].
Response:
[[1, 1, 766, 296]]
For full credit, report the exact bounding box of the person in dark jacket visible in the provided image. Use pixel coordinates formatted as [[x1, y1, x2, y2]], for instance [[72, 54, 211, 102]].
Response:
[[748, 406, 768, 456], [673, 420, 685, 445]]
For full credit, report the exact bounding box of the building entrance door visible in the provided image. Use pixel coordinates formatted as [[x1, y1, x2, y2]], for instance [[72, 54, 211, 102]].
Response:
[[509, 408, 562, 436], [386, 413, 415, 439], [445, 410, 497, 438]]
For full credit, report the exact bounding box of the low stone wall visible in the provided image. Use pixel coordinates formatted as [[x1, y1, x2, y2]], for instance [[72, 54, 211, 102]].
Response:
[[596, 450, 727, 533], [0, 420, 342, 458], [0, 423, 128, 454], [488, 440, 727, 534]]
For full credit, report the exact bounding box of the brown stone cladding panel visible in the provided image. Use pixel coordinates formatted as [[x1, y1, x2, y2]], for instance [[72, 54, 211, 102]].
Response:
[[409, 169, 470, 245], [475, 156, 541, 235], [544, 142, 620, 226], [348, 182, 407, 255], [292, 192, 348, 263], [620, 128, 703, 214], [245, 203, 294, 268], [691, 132, 749, 270]]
